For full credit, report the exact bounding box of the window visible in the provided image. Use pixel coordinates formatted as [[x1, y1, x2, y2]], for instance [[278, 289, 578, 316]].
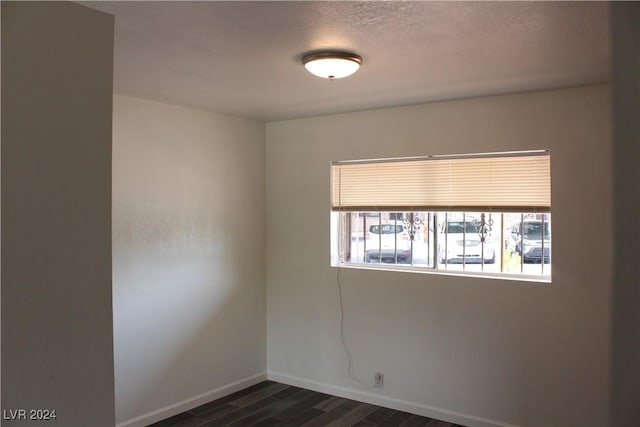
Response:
[[331, 151, 552, 280]]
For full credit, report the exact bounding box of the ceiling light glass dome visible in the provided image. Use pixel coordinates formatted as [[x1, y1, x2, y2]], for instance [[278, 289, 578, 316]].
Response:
[[302, 52, 362, 80]]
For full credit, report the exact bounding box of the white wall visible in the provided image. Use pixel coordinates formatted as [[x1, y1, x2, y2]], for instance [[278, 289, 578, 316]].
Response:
[[2, 2, 115, 426], [266, 86, 612, 427], [112, 95, 266, 425], [611, 3, 640, 425]]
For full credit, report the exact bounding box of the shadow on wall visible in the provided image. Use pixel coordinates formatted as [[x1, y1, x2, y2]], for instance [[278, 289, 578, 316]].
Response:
[[112, 223, 262, 423]]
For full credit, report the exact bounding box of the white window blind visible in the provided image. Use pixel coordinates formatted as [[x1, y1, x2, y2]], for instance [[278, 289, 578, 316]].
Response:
[[331, 151, 550, 212]]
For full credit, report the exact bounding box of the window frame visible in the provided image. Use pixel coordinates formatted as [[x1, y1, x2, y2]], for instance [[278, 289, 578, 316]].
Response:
[[330, 151, 552, 282]]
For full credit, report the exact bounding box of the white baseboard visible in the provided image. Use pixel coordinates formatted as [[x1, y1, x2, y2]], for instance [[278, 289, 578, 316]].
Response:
[[267, 371, 518, 427], [116, 372, 267, 427]]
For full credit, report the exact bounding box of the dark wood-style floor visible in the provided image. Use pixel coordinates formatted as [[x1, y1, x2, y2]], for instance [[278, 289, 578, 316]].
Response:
[[148, 381, 467, 427]]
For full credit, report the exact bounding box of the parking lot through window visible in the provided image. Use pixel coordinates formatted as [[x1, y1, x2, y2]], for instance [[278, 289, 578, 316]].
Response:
[[336, 211, 551, 278]]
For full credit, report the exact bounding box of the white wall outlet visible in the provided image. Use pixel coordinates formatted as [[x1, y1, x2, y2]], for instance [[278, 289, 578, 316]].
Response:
[[374, 371, 384, 388]]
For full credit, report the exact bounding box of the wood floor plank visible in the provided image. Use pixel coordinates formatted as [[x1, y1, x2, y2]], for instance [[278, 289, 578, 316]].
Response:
[[324, 402, 379, 427], [188, 381, 276, 416], [227, 408, 274, 427], [231, 383, 290, 407], [269, 386, 308, 401], [352, 421, 377, 427], [301, 400, 361, 427], [227, 401, 290, 427], [400, 415, 434, 427], [168, 404, 239, 427], [275, 408, 325, 426], [227, 388, 319, 427], [312, 396, 348, 411], [198, 395, 282, 426], [266, 388, 320, 412], [196, 403, 240, 422], [147, 412, 196, 427], [251, 417, 281, 427], [362, 407, 397, 424], [272, 391, 333, 421], [378, 411, 413, 427]]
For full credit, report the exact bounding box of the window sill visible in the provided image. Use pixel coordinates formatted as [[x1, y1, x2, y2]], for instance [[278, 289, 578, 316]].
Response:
[[331, 262, 552, 284]]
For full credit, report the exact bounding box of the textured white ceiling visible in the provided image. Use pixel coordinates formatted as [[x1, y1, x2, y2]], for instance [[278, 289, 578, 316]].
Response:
[[86, 1, 610, 121]]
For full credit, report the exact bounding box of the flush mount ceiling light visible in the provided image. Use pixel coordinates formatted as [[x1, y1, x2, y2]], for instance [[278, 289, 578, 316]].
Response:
[[302, 51, 362, 80]]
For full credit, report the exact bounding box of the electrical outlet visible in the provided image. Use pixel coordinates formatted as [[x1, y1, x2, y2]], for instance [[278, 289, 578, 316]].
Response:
[[374, 371, 384, 388]]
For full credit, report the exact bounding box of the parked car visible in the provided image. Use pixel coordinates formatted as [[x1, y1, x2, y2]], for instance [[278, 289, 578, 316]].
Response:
[[507, 219, 551, 263], [438, 218, 495, 264], [364, 223, 412, 263]]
